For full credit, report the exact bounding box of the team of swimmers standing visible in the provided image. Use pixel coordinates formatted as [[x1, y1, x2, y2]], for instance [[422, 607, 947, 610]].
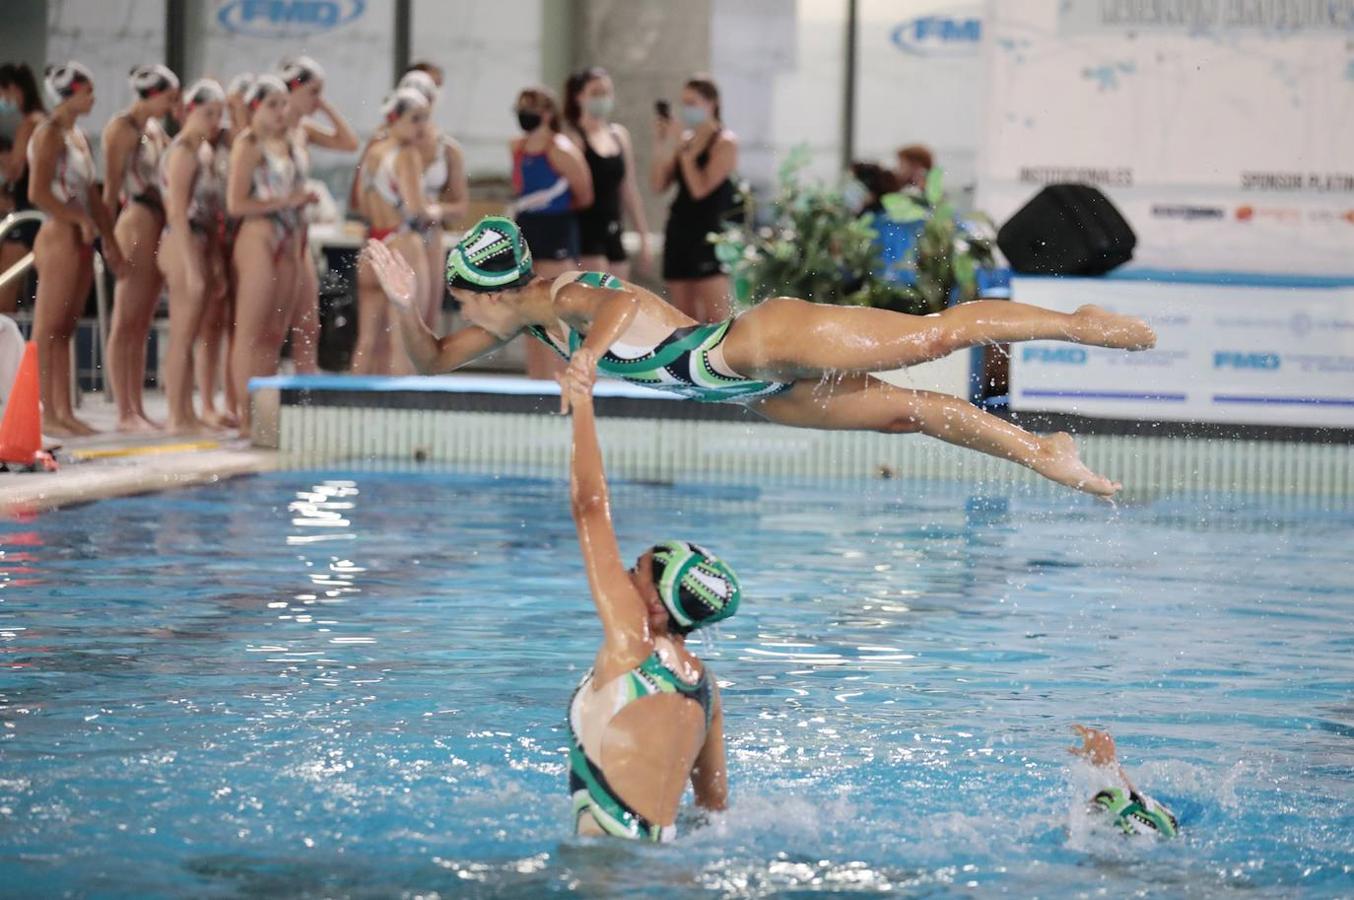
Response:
[[6, 54, 743, 438]]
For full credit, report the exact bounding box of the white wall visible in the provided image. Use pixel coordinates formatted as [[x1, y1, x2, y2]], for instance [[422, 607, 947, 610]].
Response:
[[409, 0, 544, 178], [46, 0, 166, 137], [853, 0, 983, 200], [712, 0, 846, 192]]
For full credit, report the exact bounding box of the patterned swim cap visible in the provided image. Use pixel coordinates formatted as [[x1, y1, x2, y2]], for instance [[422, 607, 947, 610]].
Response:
[[445, 216, 535, 292], [650, 541, 741, 634]]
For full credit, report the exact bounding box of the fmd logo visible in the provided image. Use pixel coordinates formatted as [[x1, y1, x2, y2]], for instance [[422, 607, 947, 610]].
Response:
[[217, 0, 365, 38], [1022, 347, 1087, 364], [1214, 352, 1280, 370], [891, 15, 982, 57]]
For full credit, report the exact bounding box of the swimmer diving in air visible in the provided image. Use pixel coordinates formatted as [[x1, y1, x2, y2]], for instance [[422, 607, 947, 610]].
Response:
[[559, 370, 738, 840], [364, 216, 1158, 496]]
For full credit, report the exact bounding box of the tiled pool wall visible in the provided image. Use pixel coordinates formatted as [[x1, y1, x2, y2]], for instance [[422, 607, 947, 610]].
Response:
[[255, 383, 1354, 500]]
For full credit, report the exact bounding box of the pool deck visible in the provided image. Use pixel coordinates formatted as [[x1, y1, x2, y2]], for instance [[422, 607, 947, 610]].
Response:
[[0, 392, 279, 517]]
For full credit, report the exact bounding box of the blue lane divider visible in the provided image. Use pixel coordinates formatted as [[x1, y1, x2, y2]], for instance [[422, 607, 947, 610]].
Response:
[[1019, 389, 1188, 402], [1212, 395, 1354, 407], [1017, 269, 1354, 289], [248, 373, 681, 401]]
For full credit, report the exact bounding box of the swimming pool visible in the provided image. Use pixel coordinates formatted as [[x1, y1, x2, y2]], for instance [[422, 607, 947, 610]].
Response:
[[1, 471, 1351, 896]]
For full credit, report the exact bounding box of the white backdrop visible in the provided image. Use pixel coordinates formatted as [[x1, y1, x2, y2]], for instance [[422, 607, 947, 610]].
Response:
[[854, 0, 984, 198], [1009, 276, 1354, 428], [977, 0, 1354, 275]]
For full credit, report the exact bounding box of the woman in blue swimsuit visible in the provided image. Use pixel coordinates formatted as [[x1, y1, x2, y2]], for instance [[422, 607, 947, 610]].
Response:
[[365, 216, 1157, 496], [560, 372, 737, 840]]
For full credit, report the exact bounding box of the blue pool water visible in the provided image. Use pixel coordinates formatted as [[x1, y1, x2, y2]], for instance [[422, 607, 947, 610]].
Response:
[[1, 471, 1352, 897]]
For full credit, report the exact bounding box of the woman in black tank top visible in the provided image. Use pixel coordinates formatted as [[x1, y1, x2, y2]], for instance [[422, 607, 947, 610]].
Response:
[[564, 67, 651, 279], [649, 75, 739, 323]]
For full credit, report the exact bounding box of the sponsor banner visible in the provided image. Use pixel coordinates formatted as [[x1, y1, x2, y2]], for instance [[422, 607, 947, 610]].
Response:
[[1009, 276, 1354, 428], [194, 0, 393, 133], [977, 0, 1354, 274], [1061, 0, 1354, 33]]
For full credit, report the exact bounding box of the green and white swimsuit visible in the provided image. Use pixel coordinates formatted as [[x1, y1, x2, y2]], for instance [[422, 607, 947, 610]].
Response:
[[530, 271, 794, 404], [567, 645, 714, 842], [1093, 786, 1179, 838]]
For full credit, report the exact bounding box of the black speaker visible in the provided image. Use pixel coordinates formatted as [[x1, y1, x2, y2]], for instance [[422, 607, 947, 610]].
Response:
[[997, 184, 1135, 276]]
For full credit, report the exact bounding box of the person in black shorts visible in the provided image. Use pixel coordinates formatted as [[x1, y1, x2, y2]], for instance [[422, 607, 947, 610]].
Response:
[[563, 66, 651, 280], [650, 74, 740, 323], [0, 63, 46, 313], [508, 85, 592, 378]]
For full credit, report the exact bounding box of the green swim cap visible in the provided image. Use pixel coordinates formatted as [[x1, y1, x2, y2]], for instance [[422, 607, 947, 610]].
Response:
[[1092, 787, 1179, 838], [446, 215, 535, 292], [650, 541, 741, 634]]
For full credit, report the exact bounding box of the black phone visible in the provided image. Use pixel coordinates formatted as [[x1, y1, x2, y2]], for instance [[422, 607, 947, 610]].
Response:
[[654, 99, 671, 120]]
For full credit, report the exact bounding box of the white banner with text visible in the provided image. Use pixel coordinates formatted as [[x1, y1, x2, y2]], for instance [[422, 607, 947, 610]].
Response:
[[1009, 276, 1354, 428], [978, 0, 1354, 275]]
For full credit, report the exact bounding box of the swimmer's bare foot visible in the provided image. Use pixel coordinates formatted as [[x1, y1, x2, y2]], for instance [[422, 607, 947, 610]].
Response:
[[44, 414, 98, 438], [201, 409, 239, 430], [116, 414, 161, 434], [1070, 305, 1156, 351], [42, 418, 84, 439], [1034, 432, 1120, 497], [166, 416, 213, 436]]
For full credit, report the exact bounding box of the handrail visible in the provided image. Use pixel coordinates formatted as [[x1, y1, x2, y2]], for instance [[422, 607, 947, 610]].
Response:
[[0, 209, 113, 407], [0, 211, 44, 291]]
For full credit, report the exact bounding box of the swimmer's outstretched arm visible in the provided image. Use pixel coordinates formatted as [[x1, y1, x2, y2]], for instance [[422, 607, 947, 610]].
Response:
[[1070, 724, 1179, 834], [555, 280, 641, 412], [690, 689, 728, 812], [363, 239, 508, 374], [1068, 724, 1138, 793], [566, 378, 651, 661]]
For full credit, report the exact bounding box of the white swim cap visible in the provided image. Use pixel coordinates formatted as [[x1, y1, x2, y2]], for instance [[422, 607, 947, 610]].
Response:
[[184, 78, 226, 109], [381, 87, 429, 123], [279, 56, 325, 89], [226, 73, 255, 99], [128, 63, 179, 99], [44, 61, 94, 106], [397, 70, 438, 106], [244, 74, 288, 109]]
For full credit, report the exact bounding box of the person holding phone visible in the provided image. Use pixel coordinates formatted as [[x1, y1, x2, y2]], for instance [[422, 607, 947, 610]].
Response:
[[650, 75, 739, 324]]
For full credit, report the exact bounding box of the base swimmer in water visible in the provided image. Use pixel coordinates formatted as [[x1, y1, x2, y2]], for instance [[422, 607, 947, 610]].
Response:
[[559, 372, 736, 841], [364, 216, 1158, 496], [1070, 724, 1179, 838]]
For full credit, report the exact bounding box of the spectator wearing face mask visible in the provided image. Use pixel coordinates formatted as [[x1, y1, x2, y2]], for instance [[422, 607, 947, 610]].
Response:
[[563, 66, 651, 280], [650, 75, 740, 324], [509, 85, 593, 379]]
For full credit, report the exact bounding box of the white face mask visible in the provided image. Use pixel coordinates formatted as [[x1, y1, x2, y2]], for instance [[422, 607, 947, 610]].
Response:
[[584, 95, 613, 119], [841, 179, 869, 213], [679, 103, 708, 127]]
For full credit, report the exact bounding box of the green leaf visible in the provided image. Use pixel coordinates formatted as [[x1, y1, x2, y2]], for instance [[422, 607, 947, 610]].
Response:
[[880, 193, 928, 223], [924, 167, 945, 206]]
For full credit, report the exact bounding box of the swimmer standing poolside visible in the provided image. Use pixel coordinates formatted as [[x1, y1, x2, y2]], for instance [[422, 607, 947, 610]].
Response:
[[365, 216, 1158, 496], [560, 373, 736, 840]]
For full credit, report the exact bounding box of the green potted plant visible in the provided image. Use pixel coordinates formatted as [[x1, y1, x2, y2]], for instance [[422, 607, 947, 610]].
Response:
[[713, 148, 997, 316]]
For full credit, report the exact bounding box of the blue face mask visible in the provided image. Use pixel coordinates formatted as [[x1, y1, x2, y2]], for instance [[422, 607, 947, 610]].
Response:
[[0, 98, 17, 116], [679, 103, 708, 128]]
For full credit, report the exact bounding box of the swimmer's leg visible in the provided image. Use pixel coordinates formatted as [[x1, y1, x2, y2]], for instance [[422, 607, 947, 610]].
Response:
[[753, 376, 1120, 497], [726, 297, 1156, 376]]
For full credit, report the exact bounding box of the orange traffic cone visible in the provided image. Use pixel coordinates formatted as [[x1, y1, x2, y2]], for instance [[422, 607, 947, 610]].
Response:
[[0, 340, 42, 466]]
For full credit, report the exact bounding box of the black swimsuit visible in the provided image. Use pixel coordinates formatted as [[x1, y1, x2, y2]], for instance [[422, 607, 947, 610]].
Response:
[[578, 126, 627, 262], [662, 138, 740, 281]]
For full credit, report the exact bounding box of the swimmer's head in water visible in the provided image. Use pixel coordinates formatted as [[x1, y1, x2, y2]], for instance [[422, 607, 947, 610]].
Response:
[[446, 216, 535, 293], [648, 541, 741, 635], [1092, 787, 1179, 838]]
